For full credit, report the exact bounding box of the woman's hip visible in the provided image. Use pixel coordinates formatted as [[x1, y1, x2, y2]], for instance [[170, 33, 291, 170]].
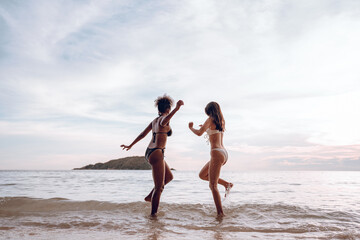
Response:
[[210, 148, 228, 165]]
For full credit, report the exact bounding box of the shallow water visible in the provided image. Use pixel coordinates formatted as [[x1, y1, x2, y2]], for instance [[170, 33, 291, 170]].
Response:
[[1, 170, 359, 239]]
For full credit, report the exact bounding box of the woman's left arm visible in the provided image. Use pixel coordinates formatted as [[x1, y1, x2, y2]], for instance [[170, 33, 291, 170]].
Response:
[[120, 122, 152, 151]]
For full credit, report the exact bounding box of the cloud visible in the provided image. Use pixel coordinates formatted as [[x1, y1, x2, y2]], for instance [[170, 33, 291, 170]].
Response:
[[267, 157, 360, 171], [225, 143, 360, 170], [0, 0, 360, 170]]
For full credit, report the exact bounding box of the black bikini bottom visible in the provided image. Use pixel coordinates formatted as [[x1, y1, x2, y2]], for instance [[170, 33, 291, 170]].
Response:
[[145, 148, 165, 161]]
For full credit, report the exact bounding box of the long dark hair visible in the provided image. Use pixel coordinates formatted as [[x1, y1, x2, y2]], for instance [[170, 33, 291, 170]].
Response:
[[205, 102, 225, 131]]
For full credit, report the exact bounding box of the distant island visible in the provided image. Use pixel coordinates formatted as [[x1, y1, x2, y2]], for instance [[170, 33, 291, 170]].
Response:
[[74, 156, 151, 170]]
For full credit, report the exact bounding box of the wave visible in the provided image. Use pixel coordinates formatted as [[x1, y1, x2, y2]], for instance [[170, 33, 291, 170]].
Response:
[[1, 196, 359, 219], [1, 197, 359, 239], [0, 197, 145, 213]]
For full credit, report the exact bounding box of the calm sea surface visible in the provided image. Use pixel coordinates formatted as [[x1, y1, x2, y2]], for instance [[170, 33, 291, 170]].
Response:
[[1, 170, 359, 239]]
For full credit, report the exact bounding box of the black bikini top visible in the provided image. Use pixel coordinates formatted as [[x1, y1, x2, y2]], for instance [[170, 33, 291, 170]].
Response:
[[152, 129, 172, 143]]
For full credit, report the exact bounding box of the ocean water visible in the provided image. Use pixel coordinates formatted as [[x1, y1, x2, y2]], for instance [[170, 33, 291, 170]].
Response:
[[0, 170, 359, 240]]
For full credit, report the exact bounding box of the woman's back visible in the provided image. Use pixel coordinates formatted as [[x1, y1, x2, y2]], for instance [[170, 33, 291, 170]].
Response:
[[148, 117, 171, 149], [207, 119, 225, 149]]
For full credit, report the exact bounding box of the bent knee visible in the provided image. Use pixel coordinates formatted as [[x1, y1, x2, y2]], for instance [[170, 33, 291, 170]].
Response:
[[199, 172, 207, 180], [168, 170, 174, 181], [167, 173, 174, 182]]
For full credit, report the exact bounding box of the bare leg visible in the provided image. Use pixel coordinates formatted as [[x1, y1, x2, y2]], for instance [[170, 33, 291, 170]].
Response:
[[208, 150, 225, 216], [199, 162, 233, 189], [145, 161, 173, 202], [148, 149, 166, 216]]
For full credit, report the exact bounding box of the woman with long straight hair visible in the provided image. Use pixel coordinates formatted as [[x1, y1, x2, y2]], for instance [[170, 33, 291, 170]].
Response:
[[121, 94, 184, 216], [189, 101, 232, 216]]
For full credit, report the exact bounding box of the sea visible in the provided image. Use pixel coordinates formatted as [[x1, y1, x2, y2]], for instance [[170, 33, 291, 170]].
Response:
[[0, 170, 359, 240]]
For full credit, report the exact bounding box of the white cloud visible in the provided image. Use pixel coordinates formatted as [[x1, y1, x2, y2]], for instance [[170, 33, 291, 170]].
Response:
[[0, 0, 360, 170]]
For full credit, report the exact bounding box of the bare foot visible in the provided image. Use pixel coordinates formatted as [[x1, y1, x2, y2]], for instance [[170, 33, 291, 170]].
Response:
[[144, 189, 153, 202], [225, 183, 233, 198]]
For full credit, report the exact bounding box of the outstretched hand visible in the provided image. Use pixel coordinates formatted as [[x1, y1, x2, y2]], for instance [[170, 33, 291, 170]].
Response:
[[176, 100, 184, 109], [120, 144, 131, 151], [188, 122, 193, 129]]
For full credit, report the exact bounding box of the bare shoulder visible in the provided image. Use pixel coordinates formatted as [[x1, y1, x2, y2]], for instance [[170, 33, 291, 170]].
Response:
[[206, 117, 217, 129], [158, 115, 169, 127], [151, 117, 157, 125], [202, 117, 212, 128], [204, 117, 212, 124], [151, 117, 159, 128]]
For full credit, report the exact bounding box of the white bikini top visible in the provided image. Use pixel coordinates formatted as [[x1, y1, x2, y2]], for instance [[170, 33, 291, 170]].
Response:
[[206, 128, 222, 136], [205, 128, 223, 144]]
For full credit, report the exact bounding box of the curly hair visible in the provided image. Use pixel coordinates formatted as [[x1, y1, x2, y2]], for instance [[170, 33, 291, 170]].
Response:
[[154, 94, 174, 115], [205, 101, 225, 131]]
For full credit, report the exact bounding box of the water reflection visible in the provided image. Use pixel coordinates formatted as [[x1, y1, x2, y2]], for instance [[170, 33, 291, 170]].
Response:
[[214, 231, 224, 240], [145, 214, 165, 240]]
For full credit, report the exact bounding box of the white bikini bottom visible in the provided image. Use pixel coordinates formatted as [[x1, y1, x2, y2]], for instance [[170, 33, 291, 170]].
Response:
[[211, 148, 228, 165]]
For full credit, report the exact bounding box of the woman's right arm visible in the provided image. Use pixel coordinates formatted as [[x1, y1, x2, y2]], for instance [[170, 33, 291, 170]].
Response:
[[120, 122, 152, 151], [189, 118, 211, 136], [160, 100, 184, 126]]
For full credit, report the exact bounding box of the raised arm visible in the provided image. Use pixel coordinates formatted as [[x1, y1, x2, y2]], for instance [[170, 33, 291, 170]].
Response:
[[159, 100, 184, 126], [188, 118, 211, 136], [120, 122, 152, 151]]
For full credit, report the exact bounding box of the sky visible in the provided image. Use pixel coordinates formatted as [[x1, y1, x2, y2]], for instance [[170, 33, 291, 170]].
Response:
[[0, 0, 360, 170]]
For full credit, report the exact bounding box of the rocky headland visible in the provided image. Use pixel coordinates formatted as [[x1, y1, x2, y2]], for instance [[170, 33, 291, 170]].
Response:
[[73, 156, 151, 170]]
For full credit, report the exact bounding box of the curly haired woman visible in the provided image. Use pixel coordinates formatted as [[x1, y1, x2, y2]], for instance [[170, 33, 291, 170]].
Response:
[[121, 94, 184, 216]]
